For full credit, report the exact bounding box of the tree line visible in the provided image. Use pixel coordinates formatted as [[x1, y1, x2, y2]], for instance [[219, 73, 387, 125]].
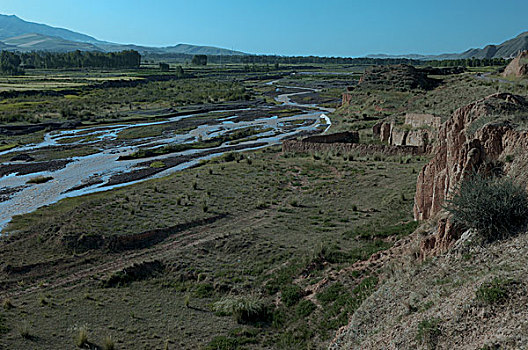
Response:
[[146, 53, 512, 68], [426, 57, 509, 68], [0, 50, 141, 73]]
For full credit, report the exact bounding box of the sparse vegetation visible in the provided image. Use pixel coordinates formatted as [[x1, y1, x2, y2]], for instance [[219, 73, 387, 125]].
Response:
[[0, 62, 445, 349], [149, 161, 166, 168], [26, 175, 53, 184]]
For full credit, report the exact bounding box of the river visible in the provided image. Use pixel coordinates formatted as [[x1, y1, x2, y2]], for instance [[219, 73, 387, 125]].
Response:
[[0, 83, 334, 232]]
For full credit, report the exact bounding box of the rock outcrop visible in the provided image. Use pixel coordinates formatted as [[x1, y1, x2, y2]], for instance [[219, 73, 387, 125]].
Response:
[[404, 113, 442, 129], [358, 64, 440, 91], [502, 50, 528, 78], [373, 113, 440, 149], [414, 93, 528, 256]]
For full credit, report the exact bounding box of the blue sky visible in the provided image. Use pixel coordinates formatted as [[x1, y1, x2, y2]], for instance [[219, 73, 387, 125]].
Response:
[[0, 0, 526, 56]]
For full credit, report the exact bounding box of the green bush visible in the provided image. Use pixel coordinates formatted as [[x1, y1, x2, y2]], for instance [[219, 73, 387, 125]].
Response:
[[204, 336, 238, 350], [281, 285, 303, 307], [296, 300, 316, 318], [193, 283, 215, 298], [205, 329, 258, 350], [476, 278, 513, 305], [316, 283, 346, 305], [0, 313, 9, 335], [416, 318, 441, 349], [446, 174, 528, 242]]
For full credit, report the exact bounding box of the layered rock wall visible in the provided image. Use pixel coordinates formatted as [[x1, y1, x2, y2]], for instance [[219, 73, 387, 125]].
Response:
[[373, 117, 435, 149], [404, 113, 442, 129], [414, 93, 528, 255]]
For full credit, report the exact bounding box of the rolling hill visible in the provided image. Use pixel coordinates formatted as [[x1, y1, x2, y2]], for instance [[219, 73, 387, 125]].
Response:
[[437, 31, 528, 59], [0, 14, 246, 55], [0, 14, 100, 43], [367, 31, 528, 60], [0, 13, 525, 59], [2, 33, 102, 52]]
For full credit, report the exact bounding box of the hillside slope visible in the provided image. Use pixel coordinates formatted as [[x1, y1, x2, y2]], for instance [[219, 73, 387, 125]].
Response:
[[367, 31, 528, 60], [331, 229, 528, 349], [2, 33, 102, 52], [0, 13, 247, 55], [0, 14, 99, 43], [332, 92, 528, 349], [437, 31, 528, 60]]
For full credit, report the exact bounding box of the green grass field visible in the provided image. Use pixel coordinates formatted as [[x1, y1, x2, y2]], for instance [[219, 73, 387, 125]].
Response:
[[0, 146, 426, 349]]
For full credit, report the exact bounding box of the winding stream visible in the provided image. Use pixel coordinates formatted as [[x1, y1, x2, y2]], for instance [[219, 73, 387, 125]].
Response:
[[0, 83, 334, 232]]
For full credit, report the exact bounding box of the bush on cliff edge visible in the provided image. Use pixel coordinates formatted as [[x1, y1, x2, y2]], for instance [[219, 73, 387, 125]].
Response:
[[446, 174, 528, 242]]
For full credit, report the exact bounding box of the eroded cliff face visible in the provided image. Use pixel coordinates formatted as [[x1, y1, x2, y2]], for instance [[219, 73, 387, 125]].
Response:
[[414, 93, 528, 256], [502, 50, 528, 78], [329, 93, 528, 350]]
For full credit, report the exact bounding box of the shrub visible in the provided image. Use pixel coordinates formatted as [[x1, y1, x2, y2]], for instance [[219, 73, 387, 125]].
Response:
[[476, 278, 513, 305], [75, 327, 89, 348], [213, 295, 269, 324], [103, 335, 115, 350], [281, 285, 303, 307], [446, 174, 528, 242], [27, 176, 53, 184], [205, 336, 238, 350], [0, 314, 8, 335], [193, 283, 215, 298], [149, 161, 166, 168], [2, 298, 13, 310], [316, 283, 346, 305], [222, 152, 237, 162], [18, 322, 31, 339], [296, 300, 317, 318], [416, 318, 441, 349]]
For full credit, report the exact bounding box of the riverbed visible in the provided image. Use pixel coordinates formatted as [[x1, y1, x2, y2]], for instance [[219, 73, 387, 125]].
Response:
[[0, 83, 333, 232]]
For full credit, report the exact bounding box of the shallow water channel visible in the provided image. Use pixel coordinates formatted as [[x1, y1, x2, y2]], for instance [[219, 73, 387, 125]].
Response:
[[0, 84, 333, 232]]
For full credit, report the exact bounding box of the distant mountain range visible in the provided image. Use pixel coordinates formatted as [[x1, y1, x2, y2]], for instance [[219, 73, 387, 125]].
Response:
[[367, 31, 528, 60], [0, 14, 245, 56], [0, 14, 526, 60]]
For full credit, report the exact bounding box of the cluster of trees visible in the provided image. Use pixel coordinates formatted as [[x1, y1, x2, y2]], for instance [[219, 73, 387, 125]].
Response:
[[158, 62, 185, 76], [144, 53, 423, 66], [0, 51, 23, 74], [0, 50, 141, 73], [20, 50, 141, 69], [146, 53, 512, 69], [426, 57, 509, 68], [191, 54, 208, 66]]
